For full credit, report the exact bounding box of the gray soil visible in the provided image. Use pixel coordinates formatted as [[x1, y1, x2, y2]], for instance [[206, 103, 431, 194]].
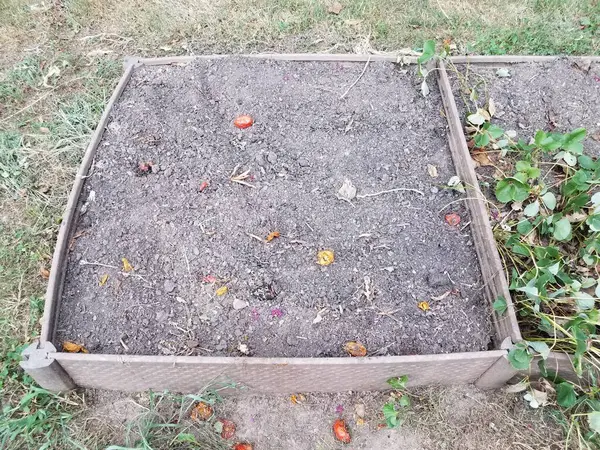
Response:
[[55, 57, 490, 357], [89, 385, 564, 450], [452, 59, 600, 157]]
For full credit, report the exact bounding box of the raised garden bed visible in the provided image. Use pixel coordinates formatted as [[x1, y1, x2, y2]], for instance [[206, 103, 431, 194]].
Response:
[[21, 54, 534, 394]]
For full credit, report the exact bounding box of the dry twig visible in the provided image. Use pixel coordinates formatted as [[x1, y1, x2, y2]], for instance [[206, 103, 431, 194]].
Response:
[[340, 56, 371, 99]]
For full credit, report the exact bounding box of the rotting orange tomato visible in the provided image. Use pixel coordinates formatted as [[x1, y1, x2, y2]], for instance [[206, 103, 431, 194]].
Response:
[[333, 419, 351, 444], [234, 115, 254, 129]]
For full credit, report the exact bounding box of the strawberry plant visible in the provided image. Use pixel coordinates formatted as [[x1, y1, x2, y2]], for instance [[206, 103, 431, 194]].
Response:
[[381, 376, 411, 428]]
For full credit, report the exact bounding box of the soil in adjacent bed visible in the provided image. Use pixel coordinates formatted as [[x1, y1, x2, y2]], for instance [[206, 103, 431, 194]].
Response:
[[452, 59, 600, 157], [55, 58, 490, 357]]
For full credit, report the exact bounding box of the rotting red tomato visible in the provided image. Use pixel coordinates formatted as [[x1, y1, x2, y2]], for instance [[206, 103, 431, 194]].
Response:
[[219, 418, 236, 440], [333, 419, 351, 444], [234, 115, 254, 129], [232, 443, 253, 450], [445, 213, 461, 227]]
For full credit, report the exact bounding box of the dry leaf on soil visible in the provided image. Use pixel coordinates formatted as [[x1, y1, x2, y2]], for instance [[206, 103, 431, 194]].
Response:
[[122, 258, 133, 272], [427, 164, 438, 178], [40, 267, 50, 279], [417, 301, 430, 311], [343, 341, 367, 357], [63, 341, 89, 353], [328, 1, 343, 14], [317, 250, 335, 266], [190, 402, 213, 421], [333, 419, 351, 444], [290, 394, 306, 404], [471, 149, 493, 166], [488, 98, 497, 117], [238, 343, 249, 354], [445, 213, 461, 226], [431, 290, 452, 301], [216, 286, 228, 296], [202, 275, 217, 283], [338, 178, 357, 201], [266, 231, 281, 242], [99, 274, 109, 286]]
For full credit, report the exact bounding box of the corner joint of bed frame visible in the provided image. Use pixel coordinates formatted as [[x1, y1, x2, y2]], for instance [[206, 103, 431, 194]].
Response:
[[20, 341, 76, 392]]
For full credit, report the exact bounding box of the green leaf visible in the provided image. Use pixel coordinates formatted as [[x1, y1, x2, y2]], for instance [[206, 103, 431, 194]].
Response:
[[517, 220, 533, 235], [398, 395, 411, 407], [516, 283, 539, 300], [507, 347, 532, 370], [579, 154, 596, 170], [474, 132, 490, 148], [493, 296, 507, 315], [564, 128, 586, 144], [387, 375, 408, 390], [588, 411, 600, 434], [574, 292, 595, 311], [213, 421, 223, 433], [495, 178, 530, 203], [176, 433, 197, 443], [556, 382, 577, 408], [467, 113, 486, 126], [524, 200, 539, 217], [488, 125, 504, 139], [553, 218, 572, 241], [562, 151, 578, 167], [541, 192, 556, 210], [515, 160, 530, 172], [382, 402, 398, 428], [526, 341, 550, 360], [417, 40, 436, 64], [587, 215, 600, 232]]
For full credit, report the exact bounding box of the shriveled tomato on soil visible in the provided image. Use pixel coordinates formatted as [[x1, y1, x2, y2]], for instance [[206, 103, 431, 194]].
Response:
[[218, 418, 236, 440], [343, 341, 367, 357], [232, 443, 253, 450], [317, 250, 335, 266], [445, 213, 461, 227], [333, 418, 351, 444], [63, 341, 88, 353], [190, 401, 213, 421], [266, 231, 280, 242], [234, 115, 254, 129]]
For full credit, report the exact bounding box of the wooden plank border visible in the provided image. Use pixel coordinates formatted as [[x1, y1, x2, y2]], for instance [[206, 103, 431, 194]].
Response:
[[436, 61, 521, 344], [36, 52, 600, 392]]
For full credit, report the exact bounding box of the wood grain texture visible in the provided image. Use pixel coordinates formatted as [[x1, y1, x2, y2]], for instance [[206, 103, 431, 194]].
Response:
[[436, 61, 522, 345]]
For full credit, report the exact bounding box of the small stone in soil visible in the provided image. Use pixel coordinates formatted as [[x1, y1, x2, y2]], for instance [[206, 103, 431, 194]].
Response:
[[186, 339, 199, 348], [233, 298, 249, 310], [164, 279, 176, 293], [426, 271, 450, 288], [266, 151, 278, 164], [297, 157, 310, 167]]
